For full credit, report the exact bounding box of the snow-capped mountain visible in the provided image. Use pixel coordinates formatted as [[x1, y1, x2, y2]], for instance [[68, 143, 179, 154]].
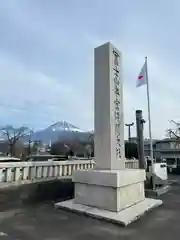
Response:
[[23, 121, 89, 144], [48, 121, 84, 132]]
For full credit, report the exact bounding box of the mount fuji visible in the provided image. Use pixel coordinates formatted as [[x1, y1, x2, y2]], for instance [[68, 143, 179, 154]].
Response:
[[49, 121, 84, 133], [24, 121, 90, 144]]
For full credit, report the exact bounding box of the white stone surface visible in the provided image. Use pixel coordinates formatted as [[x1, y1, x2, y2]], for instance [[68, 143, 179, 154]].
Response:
[[94, 42, 125, 170], [55, 198, 163, 226], [73, 169, 146, 187], [73, 169, 145, 212], [74, 181, 145, 212]]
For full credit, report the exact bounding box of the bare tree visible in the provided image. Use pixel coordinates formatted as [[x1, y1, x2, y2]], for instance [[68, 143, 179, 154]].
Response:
[[166, 120, 180, 139], [0, 125, 30, 156], [166, 129, 180, 139]]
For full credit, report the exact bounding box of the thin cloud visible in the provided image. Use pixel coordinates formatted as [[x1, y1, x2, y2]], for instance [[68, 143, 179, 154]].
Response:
[[0, 0, 179, 138]]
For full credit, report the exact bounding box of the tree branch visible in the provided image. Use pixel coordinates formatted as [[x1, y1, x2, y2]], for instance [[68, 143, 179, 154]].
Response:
[[167, 129, 180, 139], [0, 126, 30, 156]]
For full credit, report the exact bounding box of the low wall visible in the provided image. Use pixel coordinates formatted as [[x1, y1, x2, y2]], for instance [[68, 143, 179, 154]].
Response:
[[0, 179, 74, 211], [0, 160, 95, 183]]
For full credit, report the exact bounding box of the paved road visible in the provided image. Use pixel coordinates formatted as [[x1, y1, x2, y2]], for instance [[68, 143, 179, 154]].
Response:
[[0, 175, 180, 240]]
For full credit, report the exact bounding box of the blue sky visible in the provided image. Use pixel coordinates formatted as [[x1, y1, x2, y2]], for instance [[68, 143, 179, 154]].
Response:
[[0, 0, 180, 138]]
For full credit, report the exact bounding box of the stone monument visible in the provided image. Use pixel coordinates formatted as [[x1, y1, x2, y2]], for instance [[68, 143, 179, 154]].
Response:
[[94, 42, 125, 170], [55, 42, 162, 226]]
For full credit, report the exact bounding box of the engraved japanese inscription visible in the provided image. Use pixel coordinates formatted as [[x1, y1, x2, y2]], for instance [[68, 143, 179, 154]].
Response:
[[112, 49, 121, 159]]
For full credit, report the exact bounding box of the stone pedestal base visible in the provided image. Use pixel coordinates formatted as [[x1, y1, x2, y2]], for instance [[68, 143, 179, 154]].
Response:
[[55, 198, 162, 226], [73, 169, 145, 212], [55, 169, 163, 226]]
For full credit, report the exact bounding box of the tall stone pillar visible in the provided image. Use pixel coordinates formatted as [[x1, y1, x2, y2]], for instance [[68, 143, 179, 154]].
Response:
[[94, 43, 125, 170], [55, 42, 163, 226]]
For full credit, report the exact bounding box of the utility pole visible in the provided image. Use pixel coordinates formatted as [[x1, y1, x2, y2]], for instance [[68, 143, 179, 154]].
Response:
[[125, 123, 134, 141], [136, 110, 146, 169]]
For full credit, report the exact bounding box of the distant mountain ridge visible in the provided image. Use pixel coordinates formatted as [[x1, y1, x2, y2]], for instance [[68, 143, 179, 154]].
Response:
[[48, 121, 84, 133], [23, 121, 90, 144]]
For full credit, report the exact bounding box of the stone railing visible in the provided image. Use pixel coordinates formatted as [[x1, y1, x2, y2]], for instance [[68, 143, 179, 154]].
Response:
[[125, 160, 139, 169], [0, 160, 95, 185], [70, 158, 139, 169], [0, 159, 139, 186]]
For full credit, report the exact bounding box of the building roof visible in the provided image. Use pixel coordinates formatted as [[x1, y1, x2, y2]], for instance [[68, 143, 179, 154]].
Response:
[[156, 138, 180, 144]]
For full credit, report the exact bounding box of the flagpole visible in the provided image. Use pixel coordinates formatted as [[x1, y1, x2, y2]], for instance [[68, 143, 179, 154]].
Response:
[[145, 56, 155, 190]]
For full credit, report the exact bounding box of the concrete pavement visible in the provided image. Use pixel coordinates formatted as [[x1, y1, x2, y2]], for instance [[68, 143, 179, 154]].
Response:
[[0, 175, 180, 239]]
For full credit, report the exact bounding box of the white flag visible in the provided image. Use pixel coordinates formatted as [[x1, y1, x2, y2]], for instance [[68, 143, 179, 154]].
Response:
[[136, 60, 147, 87]]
